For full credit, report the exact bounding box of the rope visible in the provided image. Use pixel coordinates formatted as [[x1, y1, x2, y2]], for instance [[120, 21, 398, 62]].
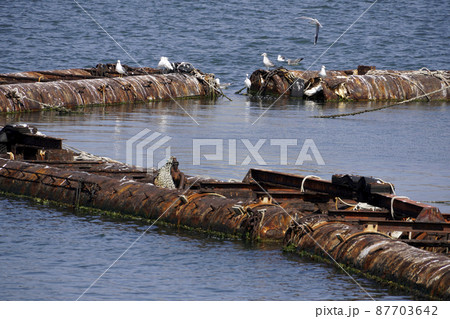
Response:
[[312, 85, 450, 119], [7, 88, 61, 109], [335, 197, 357, 210], [376, 178, 396, 195], [390, 196, 409, 219], [63, 143, 122, 164], [300, 175, 321, 192]]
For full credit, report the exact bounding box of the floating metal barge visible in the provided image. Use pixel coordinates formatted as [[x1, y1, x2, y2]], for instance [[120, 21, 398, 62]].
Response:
[[0, 63, 222, 112], [0, 124, 449, 299], [248, 66, 450, 101]]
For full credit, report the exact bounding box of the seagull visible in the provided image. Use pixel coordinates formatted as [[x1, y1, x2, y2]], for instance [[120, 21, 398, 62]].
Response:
[[116, 60, 127, 77], [261, 53, 275, 69], [286, 58, 304, 66], [215, 78, 231, 89], [244, 74, 251, 89], [277, 55, 286, 62], [157, 56, 174, 71], [298, 16, 322, 45], [319, 65, 327, 78], [304, 84, 323, 97]]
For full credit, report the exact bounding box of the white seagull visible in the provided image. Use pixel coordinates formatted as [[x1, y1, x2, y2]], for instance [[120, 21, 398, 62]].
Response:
[[244, 74, 251, 89], [298, 16, 322, 45], [215, 78, 231, 89], [277, 55, 286, 62], [319, 65, 327, 78], [116, 60, 127, 77], [157, 56, 174, 71], [261, 53, 275, 69]]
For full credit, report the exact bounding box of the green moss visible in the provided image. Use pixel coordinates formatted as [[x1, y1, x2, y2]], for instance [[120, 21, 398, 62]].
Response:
[[0, 190, 240, 240], [3, 189, 442, 300], [283, 247, 444, 301]]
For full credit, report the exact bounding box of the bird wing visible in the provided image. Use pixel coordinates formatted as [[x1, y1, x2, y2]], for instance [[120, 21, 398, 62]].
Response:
[[299, 16, 314, 22], [314, 23, 320, 45]]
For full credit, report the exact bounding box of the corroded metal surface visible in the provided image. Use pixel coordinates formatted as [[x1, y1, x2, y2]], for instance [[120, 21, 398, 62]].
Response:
[[0, 158, 297, 240], [249, 67, 450, 101], [284, 215, 450, 299], [322, 72, 449, 101], [1, 126, 449, 299], [0, 65, 220, 112]]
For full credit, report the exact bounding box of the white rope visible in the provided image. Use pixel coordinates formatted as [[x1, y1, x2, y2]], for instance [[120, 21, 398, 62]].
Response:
[[300, 175, 321, 193], [335, 197, 356, 208], [376, 178, 396, 195], [390, 196, 409, 219]]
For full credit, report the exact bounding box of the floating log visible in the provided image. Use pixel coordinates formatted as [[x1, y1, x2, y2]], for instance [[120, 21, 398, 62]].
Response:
[[0, 64, 221, 112], [248, 66, 450, 101], [0, 124, 449, 299]]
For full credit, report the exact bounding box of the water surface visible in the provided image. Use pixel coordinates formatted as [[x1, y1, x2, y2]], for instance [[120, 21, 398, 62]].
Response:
[[0, 0, 448, 300]]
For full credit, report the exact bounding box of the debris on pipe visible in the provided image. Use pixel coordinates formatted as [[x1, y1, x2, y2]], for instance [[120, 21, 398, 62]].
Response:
[[0, 64, 224, 113], [248, 66, 450, 101]]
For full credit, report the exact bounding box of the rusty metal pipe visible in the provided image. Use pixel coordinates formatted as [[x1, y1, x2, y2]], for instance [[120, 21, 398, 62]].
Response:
[[0, 72, 215, 112], [249, 68, 450, 101], [285, 215, 450, 299], [0, 158, 295, 240]]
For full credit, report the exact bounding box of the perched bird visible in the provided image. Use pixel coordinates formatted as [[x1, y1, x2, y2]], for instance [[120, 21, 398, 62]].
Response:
[[154, 157, 176, 189], [157, 56, 174, 71], [319, 65, 327, 78], [304, 84, 323, 97], [115, 60, 127, 77], [215, 78, 231, 89], [277, 55, 286, 62], [298, 16, 323, 45], [244, 74, 251, 89], [286, 57, 304, 66], [261, 53, 275, 69]]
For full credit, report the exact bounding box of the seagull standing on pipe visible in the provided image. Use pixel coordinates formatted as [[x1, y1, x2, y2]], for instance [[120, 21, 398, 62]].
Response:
[[298, 16, 322, 45], [261, 53, 275, 70], [244, 74, 251, 89], [319, 65, 327, 78], [157, 56, 174, 71], [116, 60, 127, 77]]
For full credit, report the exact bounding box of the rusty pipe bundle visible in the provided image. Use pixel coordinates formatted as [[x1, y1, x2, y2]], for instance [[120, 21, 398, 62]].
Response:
[[0, 158, 296, 240], [284, 215, 450, 299], [0, 73, 213, 112], [321, 71, 450, 101], [249, 68, 450, 101]]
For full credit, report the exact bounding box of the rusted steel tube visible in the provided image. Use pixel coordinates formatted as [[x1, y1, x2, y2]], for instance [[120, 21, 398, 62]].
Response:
[[0, 73, 214, 112], [248, 69, 348, 96], [0, 68, 95, 84], [249, 68, 450, 101], [0, 158, 294, 240], [322, 72, 450, 101], [284, 215, 450, 299]]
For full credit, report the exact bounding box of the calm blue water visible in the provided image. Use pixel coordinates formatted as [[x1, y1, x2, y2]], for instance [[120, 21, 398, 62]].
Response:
[[0, 0, 449, 300]]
